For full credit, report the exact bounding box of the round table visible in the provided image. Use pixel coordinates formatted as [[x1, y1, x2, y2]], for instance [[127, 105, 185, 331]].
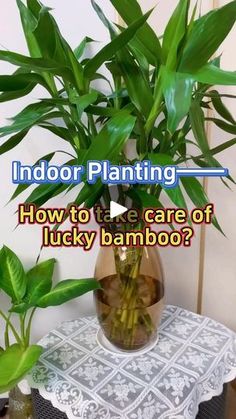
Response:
[[29, 305, 236, 419]]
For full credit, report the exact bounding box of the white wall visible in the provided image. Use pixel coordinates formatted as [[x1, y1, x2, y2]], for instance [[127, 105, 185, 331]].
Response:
[[0, 0, 236, 348], [202, 0, 236, 331]]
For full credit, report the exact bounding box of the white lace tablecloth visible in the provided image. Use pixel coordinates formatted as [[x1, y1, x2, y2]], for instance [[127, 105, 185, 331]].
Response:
[[29, 305, 236, 419]]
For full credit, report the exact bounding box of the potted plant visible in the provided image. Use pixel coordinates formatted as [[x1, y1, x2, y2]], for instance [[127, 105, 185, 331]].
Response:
[[0, 0, 236, 352], [0, 245, 99, 418]]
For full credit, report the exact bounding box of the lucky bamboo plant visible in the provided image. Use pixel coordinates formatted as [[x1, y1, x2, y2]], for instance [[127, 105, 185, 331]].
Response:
[[0, 0, 236, 349], [0, 245, 99, 405]]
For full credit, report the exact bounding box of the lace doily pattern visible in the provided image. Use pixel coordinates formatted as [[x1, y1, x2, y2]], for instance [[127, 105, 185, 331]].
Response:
[[29, 306, 236, 419]]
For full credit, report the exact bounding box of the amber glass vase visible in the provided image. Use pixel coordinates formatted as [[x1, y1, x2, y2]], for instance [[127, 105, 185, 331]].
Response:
[[94, 246, 164, 351], [8, 386, 33, 419]]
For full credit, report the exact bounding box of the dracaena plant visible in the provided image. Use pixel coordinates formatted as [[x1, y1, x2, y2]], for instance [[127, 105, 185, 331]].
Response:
[[0, 246, 99, 394]]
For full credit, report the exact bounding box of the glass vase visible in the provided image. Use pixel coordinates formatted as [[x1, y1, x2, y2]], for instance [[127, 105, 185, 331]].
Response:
[[8, 385, 33, 419], [94, 246, 164, 351]]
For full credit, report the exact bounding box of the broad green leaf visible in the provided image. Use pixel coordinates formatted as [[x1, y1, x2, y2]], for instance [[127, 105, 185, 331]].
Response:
[[181, 177, 224, 234], [149, 153, 187, 208], [16, 0, 41, 57], [109, 0, 162, 65], [189, 100, 210, 156], [10, 152, 55, 201], [70, 91, 98, 117], [0, 102, 53, 136], [0, 73, 47, 92], [0, 84, 35, 103], [194, 64, 236, 85], [36, 279, 100, 308], [179, 1, 236, 72], [0, 50, 73, 81], [86, 105, 118, 117], [0, 130, 29, 155], [116, 48, 154, 118], [83, 110, 136, 162], [26, 2, 84, 90], [84, 10, 153, 79], [0, 344, 42, 394], [162, 0, 189, 70], [160, 66, 194, 133], [0, 246, 26, 303], [26, 259, 56, 305], [210, 90, 235, 124]]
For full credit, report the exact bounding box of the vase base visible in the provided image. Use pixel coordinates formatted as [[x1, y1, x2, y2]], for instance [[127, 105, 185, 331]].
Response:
[[96, 329, 159, 357]]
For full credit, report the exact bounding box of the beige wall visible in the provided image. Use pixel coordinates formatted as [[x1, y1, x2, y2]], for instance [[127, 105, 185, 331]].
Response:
[[0, 1, 235, 348]]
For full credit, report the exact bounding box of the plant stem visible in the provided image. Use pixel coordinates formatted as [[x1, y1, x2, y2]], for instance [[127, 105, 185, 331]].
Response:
[[4, 314, 11, 348], [0, 310, 21, 344], [25, 308, 37, 348]]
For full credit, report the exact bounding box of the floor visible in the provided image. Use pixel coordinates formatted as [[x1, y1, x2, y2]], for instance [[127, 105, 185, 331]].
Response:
[[2, 383, 236, 418], [226, 383, 236, 419]]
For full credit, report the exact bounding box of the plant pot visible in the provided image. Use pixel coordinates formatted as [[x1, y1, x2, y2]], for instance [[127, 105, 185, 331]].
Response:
[[94, 246, 164, 352], [8, 385, 33, 419]]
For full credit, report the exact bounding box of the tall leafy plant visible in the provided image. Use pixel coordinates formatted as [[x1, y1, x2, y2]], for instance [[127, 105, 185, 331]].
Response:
[[0, 0, 235, 217], [0, 246, 99, 393]]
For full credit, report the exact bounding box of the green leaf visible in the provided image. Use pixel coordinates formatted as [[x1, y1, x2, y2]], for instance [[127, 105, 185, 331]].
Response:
[[10, 152, 55, 201], [210, 90, 235, 124], [83, 110, 136, 162], [0, 344, 42, 393], [0, 102, 54, 136], [179, 1, 236, 72], [189, 100, 210, 156], [16, 0, 41, 57], [160, 66, 194, 133], [0, 84, 35, 103], [162, 0, 189, 69], [206, 118, 236, 135], [109, 0, 162, 65], [194, 64, 236, 85], [199, 138, 236, 157], [0, 73, 46, 92], [84, 10, 153, 79], [74, 37, 95, 60], [0, 130, 29, 155], [91, 0, 115, 37], [26, 259, 56, 305], [70, 91, 98, 117], [116, 48, 154, 118], [181, 177, 224, 234], [36, 279, 100, 308], [0, 246, 26, 303], [39, 124, 73, 143], [0, 50, 73, 81]]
